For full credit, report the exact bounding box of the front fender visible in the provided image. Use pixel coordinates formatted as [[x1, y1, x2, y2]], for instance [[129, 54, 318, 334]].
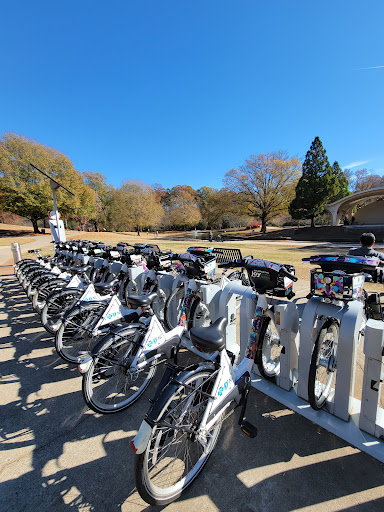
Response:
[[146, 362, 216, 425], [130, 420, 152, 454]]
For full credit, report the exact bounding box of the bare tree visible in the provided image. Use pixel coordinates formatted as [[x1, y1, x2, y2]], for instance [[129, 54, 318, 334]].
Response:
[[224, 151, 301, 233]]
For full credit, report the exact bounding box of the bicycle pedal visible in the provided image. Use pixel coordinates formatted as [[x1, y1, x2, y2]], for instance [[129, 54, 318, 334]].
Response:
[[240, 420, 258, 438]]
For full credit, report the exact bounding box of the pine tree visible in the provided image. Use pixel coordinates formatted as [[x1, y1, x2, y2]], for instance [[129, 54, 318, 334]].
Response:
[[289, 136, 334, 227], [327, 161, 350, 202]]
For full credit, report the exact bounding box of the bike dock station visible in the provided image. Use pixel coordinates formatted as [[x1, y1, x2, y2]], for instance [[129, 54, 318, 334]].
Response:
[[216, 280, 384, 463]]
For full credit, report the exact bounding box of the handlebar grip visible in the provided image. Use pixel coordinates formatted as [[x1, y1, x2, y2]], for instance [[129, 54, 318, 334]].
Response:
[[281, 268, 298, 282], [301, 257, 311, 262]]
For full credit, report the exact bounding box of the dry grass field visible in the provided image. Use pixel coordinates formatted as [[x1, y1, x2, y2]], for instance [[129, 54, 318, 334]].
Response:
[[31, 229, 382, 293]]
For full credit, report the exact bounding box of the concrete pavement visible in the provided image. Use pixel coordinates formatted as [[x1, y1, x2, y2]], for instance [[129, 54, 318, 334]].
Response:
[[1, 271, 384, 512]]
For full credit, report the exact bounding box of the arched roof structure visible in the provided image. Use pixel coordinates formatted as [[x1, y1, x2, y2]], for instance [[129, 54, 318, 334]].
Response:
[[324, 187, 384, 226]]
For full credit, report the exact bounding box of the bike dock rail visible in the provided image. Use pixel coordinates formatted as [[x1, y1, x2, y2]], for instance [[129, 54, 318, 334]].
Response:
[[219, 282, 384, 464]]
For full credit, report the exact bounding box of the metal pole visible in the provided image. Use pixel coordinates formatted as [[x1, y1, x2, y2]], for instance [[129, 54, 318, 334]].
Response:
[[50, 180, 61, 241]]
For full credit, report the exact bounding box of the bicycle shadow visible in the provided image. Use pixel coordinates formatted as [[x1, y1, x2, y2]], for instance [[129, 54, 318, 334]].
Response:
[[0, 274, 161, 511]]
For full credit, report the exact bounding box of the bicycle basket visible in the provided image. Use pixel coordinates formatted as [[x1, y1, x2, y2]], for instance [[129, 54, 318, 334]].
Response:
[[245, 259, 295, 297], [178, 252, 216, 279], [310, 269, 365, 300]]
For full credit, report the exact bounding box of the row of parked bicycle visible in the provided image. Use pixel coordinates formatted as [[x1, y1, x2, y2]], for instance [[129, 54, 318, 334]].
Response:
[[14, 239, 384, 505]]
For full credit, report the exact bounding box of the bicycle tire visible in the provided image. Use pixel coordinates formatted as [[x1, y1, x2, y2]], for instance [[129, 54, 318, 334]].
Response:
[[22, 268, 48, 291], [134, 369, 222, 506], [164, 285, 185, 330], [82, 328, 156, 413], [308, 319, 339, 410], [41, 288, 84, 335], [17, 262, 40, 282], [188, 296, 211, 331], [27, 272, 56, 301], [256, 315, 282, 382], [90, 267, 106, 284], [32, 278, 67, 313], [55, 302, 106, 363]]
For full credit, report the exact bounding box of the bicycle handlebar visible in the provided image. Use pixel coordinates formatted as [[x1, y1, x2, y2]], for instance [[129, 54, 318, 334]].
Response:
[[280, 267, 298, 282], [218, 259, 243, 269]]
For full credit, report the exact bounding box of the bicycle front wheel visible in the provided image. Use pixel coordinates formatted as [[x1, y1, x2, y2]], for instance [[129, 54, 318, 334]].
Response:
[[308, 320, 339, 410], [55, 303, 106, 363], [41, 288, 84, 335], [164, 286, 185, 330], [134, 370, 222, 506], [256, 316, 282, 381], [82, 329, 156, 414], [188, 297, 211, 330]]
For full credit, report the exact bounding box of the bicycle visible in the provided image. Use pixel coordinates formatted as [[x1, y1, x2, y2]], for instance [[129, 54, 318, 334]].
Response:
[[303, 254, 383, 410], [40, 246, 146, 335], [78, 290, 187, 414], [54, 249, 173, 363], [131, 256, 297, 506]]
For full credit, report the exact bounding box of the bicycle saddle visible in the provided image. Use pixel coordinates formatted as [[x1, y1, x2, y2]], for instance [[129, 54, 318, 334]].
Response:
[[190, 317, 228, 353], [94, 278, 119, 294], [69, 265, 91, 275], [126, 292, 158, 307]]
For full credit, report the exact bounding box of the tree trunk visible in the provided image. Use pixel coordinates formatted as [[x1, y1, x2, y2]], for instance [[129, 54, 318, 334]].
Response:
[[310, 216, 315, 228], [31, 218, 40, 234], [261, 216, 267, 234]]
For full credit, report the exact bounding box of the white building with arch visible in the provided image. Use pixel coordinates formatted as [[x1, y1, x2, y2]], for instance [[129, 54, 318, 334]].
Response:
[[324, 188, 384, 226]]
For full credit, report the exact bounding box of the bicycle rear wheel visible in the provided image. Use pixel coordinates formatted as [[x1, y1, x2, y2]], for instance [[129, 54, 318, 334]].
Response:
[[308, 319, 339, 410], [256, 316, 282, 381], [134, 370, 221, 506], [33, 278, 67, 313]]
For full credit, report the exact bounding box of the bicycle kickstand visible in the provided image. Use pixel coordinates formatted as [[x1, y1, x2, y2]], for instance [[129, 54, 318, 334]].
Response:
[[238, 375, 258, 438]]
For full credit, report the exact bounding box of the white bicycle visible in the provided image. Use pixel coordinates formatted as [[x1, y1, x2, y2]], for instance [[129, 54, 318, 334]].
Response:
[[131, 256, 298, 506]]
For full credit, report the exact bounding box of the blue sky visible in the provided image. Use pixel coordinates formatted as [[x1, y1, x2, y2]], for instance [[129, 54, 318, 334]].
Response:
[[1, 1, 384, 190]]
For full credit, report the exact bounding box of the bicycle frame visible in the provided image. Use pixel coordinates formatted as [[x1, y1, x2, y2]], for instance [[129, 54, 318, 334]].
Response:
[[78, 304, 184, 374]]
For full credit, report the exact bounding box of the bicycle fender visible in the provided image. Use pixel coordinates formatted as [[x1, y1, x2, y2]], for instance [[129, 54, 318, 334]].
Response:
[[91, 324, 142, 355], [146, 362, 216, 425], [131, 420, 153, 454]]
